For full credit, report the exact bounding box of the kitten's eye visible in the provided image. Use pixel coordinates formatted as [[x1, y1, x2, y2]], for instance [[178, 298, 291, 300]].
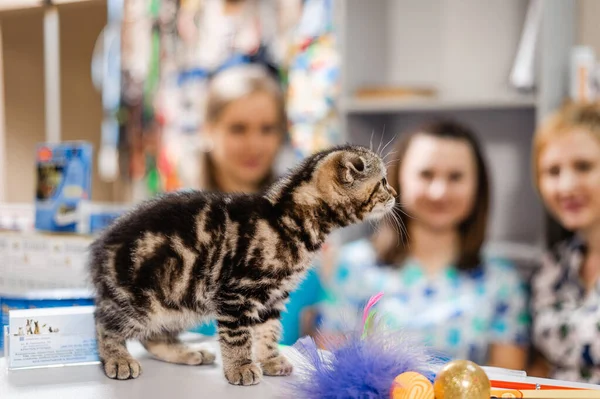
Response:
[[381, 177, 388, 186]]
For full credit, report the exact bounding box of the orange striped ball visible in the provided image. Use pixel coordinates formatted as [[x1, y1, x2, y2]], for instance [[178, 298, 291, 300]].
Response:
[[390, 371, 435, 399]]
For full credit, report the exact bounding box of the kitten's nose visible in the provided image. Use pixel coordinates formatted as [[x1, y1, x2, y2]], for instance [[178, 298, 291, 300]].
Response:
[[389, 185, 397, 197]]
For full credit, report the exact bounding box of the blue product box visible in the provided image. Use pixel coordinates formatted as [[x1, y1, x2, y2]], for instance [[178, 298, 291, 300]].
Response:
[[89, 211, 121, 233], [35, 142, 93, 233], [76, 202, 129, 235]]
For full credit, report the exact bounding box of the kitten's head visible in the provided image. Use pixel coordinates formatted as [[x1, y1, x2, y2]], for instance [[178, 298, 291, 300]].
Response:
[[312, 145, 397, 221]]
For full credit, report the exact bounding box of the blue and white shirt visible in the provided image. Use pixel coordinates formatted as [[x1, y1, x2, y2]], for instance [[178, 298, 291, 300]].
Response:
[[532, 237, 600, 383], [318, 239, 530, 365]]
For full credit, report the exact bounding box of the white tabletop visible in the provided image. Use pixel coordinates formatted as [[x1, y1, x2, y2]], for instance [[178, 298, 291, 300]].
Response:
[[0, 334, 296, 399], [5, 334, 599, 399]]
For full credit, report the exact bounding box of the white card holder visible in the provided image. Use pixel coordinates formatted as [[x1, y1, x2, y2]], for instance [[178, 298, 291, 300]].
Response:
[[4, 306, 100, 370]]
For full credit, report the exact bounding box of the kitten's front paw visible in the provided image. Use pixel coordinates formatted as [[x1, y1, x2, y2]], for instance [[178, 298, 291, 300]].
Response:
[[102, 356, 142, 380], [261, 355, 293, 376], [224, 362, 263, 386]]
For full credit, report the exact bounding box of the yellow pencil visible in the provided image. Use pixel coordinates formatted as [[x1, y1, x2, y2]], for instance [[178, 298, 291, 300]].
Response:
[[491, 389, 600, 398]]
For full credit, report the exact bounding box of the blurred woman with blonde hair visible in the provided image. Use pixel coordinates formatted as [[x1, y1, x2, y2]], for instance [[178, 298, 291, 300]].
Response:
[[198, 64, 285, 193], [530, 101, 600, 383]]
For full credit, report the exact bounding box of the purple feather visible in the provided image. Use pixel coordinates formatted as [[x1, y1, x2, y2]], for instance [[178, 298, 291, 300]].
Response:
[[287, 318, 442, 399]]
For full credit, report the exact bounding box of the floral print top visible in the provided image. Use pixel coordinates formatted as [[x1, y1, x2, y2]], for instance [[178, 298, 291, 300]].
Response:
[[318, 239, 530, 365], [531, 237, 600, 383]]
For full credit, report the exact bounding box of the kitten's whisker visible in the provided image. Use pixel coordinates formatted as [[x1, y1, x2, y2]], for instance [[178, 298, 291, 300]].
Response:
[[390, 209, 404, 242], [371, 218, 383, 240], [383, 212, 396, 246], [385, 204, 409, 249], [386, 213, 399, 248], [377, 126, 385, 156], [396, 212, 409, 246], [380, 125, 387, 157], [392, 209, 409, 249], [399, 210, 415, 221], [382, 214, 395, 247], [380, 132, 397, 157], [373, 218, 382, 236], [384, 160, 398, 168], [392, 212, 405, 248], [393, 203, 416, 220], [369, 129, 375, 152], [383, 150, 398, 161]]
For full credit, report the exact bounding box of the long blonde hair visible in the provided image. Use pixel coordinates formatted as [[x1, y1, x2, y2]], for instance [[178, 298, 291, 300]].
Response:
[[533, 100, 600, 246], [199, 65, 286, 191], [533, 101, 600, 188]]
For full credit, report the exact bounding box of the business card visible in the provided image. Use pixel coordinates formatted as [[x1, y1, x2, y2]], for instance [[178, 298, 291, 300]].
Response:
[[6, 306, 99, 369]]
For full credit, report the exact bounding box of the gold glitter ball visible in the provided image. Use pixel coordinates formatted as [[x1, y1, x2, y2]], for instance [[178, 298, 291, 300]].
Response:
[[433, 360, 490, 399]]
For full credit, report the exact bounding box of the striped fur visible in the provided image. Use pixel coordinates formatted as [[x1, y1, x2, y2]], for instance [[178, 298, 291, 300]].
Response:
[[89, 145, 396, 385]]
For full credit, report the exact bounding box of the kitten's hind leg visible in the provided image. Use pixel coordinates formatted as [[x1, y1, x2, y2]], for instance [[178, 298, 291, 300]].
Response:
[[216, 315, 262, 386], [253, 313, 293, 376], [141, 332, 215, 366], [96, 323, 142, 380]]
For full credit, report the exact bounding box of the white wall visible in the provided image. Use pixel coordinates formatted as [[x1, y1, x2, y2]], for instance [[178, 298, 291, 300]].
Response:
[[578, 0, 600, 55]]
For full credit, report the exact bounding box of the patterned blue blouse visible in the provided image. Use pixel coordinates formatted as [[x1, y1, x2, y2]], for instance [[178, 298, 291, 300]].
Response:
[[318, 239, 530, 365], [531, 237, 600, 383]]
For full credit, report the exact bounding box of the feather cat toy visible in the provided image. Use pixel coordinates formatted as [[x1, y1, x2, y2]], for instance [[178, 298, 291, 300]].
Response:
[[289, 293, 442, 398], [89, 144, 397, 384]]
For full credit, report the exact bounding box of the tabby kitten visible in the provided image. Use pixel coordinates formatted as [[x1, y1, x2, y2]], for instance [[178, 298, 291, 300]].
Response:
[[89, 144, 397, 385]]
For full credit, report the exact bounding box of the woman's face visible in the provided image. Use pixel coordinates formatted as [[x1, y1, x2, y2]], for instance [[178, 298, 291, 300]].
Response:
[[207, 91, 282, 189], [538, 130, 600, 233], [400, 134, 478, 233]]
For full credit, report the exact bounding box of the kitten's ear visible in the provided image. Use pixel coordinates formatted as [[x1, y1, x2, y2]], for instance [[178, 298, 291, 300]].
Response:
[[340, 154, 366, 184]]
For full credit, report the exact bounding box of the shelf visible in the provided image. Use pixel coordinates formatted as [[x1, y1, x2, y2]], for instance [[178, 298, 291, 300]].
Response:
[[0, 1, 42, 13], [342, 94, 537, 114], [0, 0, 101, 14]]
